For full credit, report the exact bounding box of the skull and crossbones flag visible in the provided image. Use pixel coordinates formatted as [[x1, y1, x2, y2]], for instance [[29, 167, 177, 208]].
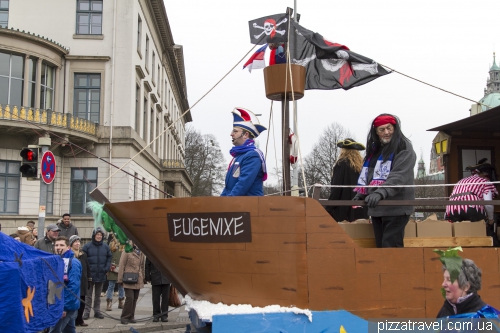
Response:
[[248, 13, 289, 45], [289, 20, 391, 90]]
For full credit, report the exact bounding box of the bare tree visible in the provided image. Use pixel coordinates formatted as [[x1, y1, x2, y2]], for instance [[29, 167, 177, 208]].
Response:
[[299, 123, 353, 198], [185, 126, 226, 196], [414, 174, 446, 220]]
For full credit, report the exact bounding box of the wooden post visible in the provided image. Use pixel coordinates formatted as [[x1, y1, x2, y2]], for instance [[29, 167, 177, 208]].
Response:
[[282, 98, 290, 196]]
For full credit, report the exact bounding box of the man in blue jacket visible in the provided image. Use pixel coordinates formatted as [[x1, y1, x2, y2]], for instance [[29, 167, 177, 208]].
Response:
[[221, 108, 267, 196], [82, 227, 112, 319], [49, 236, 82, 333]]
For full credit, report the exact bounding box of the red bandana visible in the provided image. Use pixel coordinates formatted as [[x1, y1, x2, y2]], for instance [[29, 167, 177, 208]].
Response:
[[373, 115, 396, 127]]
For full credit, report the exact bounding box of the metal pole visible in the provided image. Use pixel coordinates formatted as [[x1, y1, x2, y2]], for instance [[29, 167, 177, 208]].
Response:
[[37, 136, 51, 237], [281, 97, 291, 196], [290, 3, 300, 194]]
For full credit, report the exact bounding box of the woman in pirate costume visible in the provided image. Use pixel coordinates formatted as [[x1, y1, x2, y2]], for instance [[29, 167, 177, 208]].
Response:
[[353, 114, 416, 248], [221, 108, 267, 196], [327, 138, 369, 222], [446, 159, 498, 223]]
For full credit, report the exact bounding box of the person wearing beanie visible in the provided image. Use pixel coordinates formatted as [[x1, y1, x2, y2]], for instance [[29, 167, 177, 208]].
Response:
[[82, 227, 112, 320], [353, 114, 416, 248], [327, 138, 369, 222], [69, 235, 91, 327], [221, 108, 267, 196]]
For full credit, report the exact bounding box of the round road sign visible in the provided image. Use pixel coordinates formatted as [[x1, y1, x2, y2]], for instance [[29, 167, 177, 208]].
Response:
[[41, 151, 56, 184]]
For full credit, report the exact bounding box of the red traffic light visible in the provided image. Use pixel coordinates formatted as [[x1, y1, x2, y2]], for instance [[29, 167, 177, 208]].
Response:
[[20, 148, 38, 162]]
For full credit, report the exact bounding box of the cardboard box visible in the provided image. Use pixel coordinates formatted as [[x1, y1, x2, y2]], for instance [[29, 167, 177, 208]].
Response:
[[452, 220, 487, 237], [338, 221, 374, 239], [404, 220, 417, 238], [416, 219, 453, 237]]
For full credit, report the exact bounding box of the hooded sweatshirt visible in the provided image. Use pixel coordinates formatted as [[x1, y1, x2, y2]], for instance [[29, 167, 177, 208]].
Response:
[[82, 228, 112, 282], [61, 249, 82, 311]]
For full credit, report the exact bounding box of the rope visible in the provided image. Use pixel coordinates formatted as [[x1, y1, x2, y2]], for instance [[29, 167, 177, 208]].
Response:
[[92, 42, 262, 193], [315, 181, 500, 188], [382, 64, 491, 108]]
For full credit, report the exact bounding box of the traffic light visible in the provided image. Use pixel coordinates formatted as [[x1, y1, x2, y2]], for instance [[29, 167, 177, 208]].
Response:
[[20, 147, 39, 178]]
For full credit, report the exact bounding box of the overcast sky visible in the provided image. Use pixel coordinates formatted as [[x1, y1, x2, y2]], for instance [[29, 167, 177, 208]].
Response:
[[163, 0, 497, 185]]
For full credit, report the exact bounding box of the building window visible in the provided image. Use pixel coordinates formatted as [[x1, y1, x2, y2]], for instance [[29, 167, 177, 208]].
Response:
[[70, 168, 97, 214], [74, 73, 101, 123], [150, 107, 154, 150], [137, 16, 142, 51], [40, 63, 55, 110], [45, 182, 54, 215], [135, 84, 140, 132], [0, 160, 20, 214], [0, 51, 24, 106], [145, 36, 149, 70], [152, 52, 155, 84], [143, 97, 148, 141], [27, 58, 36, 108], [149, 181, 152, 199], [0, 0, 8, 28], [142, 177, 146, 199], [76, 0, 102, 35]]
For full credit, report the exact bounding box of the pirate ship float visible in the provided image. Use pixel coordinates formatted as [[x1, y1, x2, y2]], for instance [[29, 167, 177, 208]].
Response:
[[92, 10, 500, 320]]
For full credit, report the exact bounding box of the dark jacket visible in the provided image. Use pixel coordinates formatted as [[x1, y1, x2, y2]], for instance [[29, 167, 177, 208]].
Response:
[[34, 236, 55, 254], [107, 247, 123, 281], [145, 258, 171, 285], [327, 159, 369, 222], [362, 141, 416, 217], [57, 220, 79, 238], [82, 228, 112, 282], [74, 250, 91, 296], [437, 293, 487, 318]]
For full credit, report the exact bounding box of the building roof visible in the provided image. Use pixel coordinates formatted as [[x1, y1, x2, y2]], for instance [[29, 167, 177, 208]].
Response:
[[427, 104, 500, 134], [491, 53, 500, 71], [479, 92, 500, 111]]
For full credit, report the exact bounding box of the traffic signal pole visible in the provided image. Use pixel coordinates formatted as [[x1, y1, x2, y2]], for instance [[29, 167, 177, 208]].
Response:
[[37, 136, 51, 238]]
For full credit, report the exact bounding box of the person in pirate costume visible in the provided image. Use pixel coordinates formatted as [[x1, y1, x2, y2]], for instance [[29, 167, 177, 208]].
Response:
[[327, 138, 369, 222], [221, 108, 267, 196], [446, 158, 498, 223], [353, 114, 416, 248]]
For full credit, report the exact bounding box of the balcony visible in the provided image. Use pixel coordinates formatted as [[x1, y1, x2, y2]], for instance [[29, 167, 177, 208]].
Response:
[[0, 104, 98, 140]]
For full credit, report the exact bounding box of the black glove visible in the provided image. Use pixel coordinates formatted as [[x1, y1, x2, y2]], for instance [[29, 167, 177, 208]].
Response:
[[365, 193, 382, 208]]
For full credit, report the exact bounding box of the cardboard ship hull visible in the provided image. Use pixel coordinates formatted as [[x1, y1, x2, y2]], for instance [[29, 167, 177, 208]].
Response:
[[104, 196, 500, 319]]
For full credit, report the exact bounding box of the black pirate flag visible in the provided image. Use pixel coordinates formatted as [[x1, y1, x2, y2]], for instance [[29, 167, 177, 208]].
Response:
[[289, 20, 391, 90], [248, 13, 289, 45]]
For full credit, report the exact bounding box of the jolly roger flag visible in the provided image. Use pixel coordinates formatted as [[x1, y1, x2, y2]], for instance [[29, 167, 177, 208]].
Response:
[[248, 13, 289, 45], [289, 20, 391, 90]]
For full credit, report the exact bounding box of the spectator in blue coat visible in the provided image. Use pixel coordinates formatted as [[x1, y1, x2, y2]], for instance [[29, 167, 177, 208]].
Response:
[[221, 108, 267, 196], [49, 236, 82, 333], [82, 227, 111, 319]]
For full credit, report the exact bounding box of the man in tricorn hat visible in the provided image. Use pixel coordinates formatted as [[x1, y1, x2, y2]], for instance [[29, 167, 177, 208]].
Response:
[[446, 158, 498, 223], [353, 114, 416, 248], [221, 108, 267, 196]]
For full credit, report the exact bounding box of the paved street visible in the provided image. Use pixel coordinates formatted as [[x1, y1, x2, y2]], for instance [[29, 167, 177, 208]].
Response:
[[76, 284, 190, 333]]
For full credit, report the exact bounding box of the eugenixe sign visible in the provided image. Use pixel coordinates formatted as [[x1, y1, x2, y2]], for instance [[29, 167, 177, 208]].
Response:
[[41, 151, 56, 184], [167, 212, 251, 242]]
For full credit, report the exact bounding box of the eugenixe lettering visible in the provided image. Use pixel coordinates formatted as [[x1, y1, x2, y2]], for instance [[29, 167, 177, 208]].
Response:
[[167, 212, 251, 243]]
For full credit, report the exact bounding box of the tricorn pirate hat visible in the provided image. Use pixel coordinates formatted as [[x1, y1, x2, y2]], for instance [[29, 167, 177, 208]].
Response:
[[337, 138, 365, 151], [465, 158, 497, 181], [232, 107, 267, 138]]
